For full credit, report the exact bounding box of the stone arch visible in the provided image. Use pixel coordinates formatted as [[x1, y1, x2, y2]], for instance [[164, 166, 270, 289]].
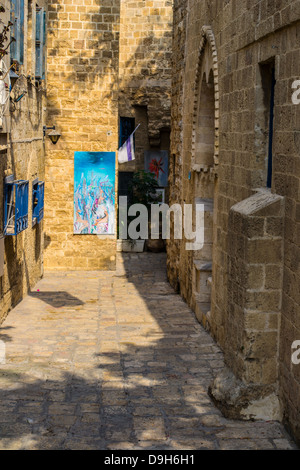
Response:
[[191, 26, 219, 171], [190, 27, 219, 332]]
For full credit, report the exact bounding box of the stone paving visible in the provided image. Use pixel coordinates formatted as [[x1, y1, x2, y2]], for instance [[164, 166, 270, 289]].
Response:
[[0, 253, 297, 450]]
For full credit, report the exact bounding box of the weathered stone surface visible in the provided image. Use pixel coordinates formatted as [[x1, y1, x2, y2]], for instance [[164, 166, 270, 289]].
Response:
[[0, 253, 296, 450], [167, 0, 300, 447], [0, 0, 47, 324], [209, 368, 281, 421], [44, 0, 173, 271]]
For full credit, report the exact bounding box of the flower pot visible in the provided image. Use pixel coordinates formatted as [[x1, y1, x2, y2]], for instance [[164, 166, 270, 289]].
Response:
[[145, 239, 166, 253], [117, 239, 145, 253]]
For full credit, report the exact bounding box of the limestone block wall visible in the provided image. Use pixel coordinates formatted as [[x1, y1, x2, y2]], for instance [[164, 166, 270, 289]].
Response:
[[210, 190, 285, 421], [166, 0, 187, 292], [224, 191, 284, 412], [118, 0, 173, 157], [44, 0, 121, 271], [44, 0, 173, 269], [0, 0, 47, 323], [168, 0, 300, 443]]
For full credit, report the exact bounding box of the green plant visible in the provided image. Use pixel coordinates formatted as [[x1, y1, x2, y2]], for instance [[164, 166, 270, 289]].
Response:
[[118, 171, 159, 242], [129, 170, 159, 208]]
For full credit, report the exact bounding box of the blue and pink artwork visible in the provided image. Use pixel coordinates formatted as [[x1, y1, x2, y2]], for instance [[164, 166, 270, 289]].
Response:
[[73, 152, 116, 235]]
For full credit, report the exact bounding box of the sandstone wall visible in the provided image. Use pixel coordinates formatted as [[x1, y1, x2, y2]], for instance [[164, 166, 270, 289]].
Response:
[[0, 0, 47, 323], [166, 0, 187, 291], [45, 0, 173, 270], [44, 0, 121, 271], [118, 0, 173, 172], [168, 0, 300, 443]]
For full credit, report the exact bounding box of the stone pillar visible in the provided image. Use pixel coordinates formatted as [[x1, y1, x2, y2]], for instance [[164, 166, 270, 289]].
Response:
[[209, 189, 285, 421]]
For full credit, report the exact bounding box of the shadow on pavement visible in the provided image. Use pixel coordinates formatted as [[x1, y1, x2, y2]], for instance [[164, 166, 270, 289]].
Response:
[[0, 253, 296, 450]]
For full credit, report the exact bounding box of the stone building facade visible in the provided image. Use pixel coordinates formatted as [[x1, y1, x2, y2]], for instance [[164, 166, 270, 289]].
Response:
[[118, 0, 173, 170], [0, 0, 47, 323], [44, 0, 173, 271], [0, 0, 173, 312], [168, 0, 300, 444]]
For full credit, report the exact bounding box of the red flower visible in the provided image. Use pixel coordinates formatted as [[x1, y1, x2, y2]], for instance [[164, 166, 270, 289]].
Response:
[[149, 158, 165, 179]]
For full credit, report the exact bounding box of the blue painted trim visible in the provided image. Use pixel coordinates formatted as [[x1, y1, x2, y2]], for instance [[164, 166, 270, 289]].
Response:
[[267, 67, 276, 189]]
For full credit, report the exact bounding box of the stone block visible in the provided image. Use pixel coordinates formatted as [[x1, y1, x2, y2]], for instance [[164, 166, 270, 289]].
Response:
[[244, 331, 279, 360], [246, 239, 283, 264]]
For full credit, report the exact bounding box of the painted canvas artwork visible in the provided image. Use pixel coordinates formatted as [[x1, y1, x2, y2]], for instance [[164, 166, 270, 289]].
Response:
[[74, 152, 116, 235], [144, 150, 168, 187]]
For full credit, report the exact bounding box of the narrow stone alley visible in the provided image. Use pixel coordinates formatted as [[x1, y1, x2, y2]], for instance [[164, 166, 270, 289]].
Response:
[[0, 253, 297, 450]]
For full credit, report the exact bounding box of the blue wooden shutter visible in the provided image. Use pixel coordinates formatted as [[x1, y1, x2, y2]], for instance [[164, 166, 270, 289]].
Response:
[[10, 0, 24, 64], [35, 7, 42, 78], [42, 9, 46, 79], [4, 180, 15, 235], [4, 178, 29, 235], [38, 181, 45, 222], [19, 0, 24, 64], [36, 7, 46, 79], [4, 176, 29, 235], [15, 180, 28, 234], [32, 180, 39, 224], [10, 0, 17, 60], [32, 180, 45, 224]]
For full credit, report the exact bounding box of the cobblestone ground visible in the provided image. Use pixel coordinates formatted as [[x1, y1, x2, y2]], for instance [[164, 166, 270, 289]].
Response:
[[0, 253, 297, 450]]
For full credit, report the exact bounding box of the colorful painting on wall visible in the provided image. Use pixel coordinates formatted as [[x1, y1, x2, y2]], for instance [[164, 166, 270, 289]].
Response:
[[74, 152, 116, 235], [144, 150, 168, 187]]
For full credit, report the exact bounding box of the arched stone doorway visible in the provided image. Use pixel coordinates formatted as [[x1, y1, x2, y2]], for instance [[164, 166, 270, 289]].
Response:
[[191, 27, 219, 331]]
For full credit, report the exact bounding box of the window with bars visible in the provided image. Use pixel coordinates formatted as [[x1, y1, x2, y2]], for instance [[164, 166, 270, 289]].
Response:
[[4, 176, 29, 236], [35, 6, 46, 79], [10, 0, 25, 65]]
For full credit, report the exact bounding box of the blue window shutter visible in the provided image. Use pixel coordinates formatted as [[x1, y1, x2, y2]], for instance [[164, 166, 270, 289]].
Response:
[[32, 181, 39, 224], [38, 182, 45, 222], [10, 0, 17, 60], [10, 0, 24, 65], [35, 8, 42, 78], [4, 178, 28, 236], [32, 180, 45, 225], [15, 180, 28, 233], [4, 181, 15, 235], [35, 8, 46, 79], [19, 0, 24, 64], [15, 183, 22, 233], [35, 8, 41, 42], [35, 43, 42, 78], [42, 9, 46, 79]]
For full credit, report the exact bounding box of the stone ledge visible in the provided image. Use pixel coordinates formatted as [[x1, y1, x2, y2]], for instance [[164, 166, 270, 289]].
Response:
[[231, 188, 285, 218], [193, 260, 212, 271]]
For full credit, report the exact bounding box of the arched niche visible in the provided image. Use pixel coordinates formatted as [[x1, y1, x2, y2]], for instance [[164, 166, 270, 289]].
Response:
[[195, 69, 215, 167], [191, 27, 219, 171], [190, 27, 219, 332]]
